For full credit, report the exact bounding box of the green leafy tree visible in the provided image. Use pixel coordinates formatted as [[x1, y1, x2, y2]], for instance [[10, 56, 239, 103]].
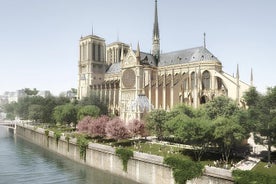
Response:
[[244, 86, 276, 165], [79, 93, 108, 115], [204, 96, 239, 120], [24, 88, 39, 96], [146, 109, 167, 140], [3, 102, 17, 120], [213, 117, 245, 162], [53, 103, 77, 125], [176, 118, 212, 161], [164, 113, 188, 136], [28, 104, 44, 122], [77, 105, 100, 120]]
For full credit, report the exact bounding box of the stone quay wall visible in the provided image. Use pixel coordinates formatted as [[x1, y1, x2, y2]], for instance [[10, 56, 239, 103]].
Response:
[[15, 123, 174, 184], [15, 123, 234, 184]]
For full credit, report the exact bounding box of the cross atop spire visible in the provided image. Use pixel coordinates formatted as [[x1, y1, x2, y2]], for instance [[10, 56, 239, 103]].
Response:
[[203, 32, 206, 48], [92, 24, 94, 36]]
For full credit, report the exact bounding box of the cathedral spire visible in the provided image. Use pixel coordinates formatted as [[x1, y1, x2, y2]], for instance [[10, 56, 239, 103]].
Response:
[[152, 0, 160, 62], [250, 68, 254, 86]]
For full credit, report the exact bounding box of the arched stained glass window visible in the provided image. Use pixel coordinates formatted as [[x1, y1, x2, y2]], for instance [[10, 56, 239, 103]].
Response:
[[202, 70, 210, 90], [191, 72, 195, 89]]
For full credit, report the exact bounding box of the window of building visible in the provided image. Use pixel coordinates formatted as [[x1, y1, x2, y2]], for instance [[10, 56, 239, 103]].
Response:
[[191, 72, 195, 89], [98, 44, 101, 61], [92, 43, 96, 60], [202, 70, 210, 90]]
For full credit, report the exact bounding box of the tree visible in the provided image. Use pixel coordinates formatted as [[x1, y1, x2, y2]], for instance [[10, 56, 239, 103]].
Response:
[[53, 103, 77, 125], [77, 105, 100, 120], [204, 96, 239, 120], [176, 118, 212, 161], [105, 118, 129, 140], [24, 88, 39, 96], [28, 104, 44, 122], [3, 102, 17, 120], [165, 113, 189, 136], [213, 117, 245, 162], [77, 116, 93, 133], [88, 115, 109, 137], [79, 93, 108, 115], [146, 109, 167, 140], [244, 86, 276, 165], [128, 119, 145, 137]]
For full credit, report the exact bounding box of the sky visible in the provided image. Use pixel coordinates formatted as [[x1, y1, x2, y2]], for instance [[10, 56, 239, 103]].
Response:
[[0, 0, 275, 95]]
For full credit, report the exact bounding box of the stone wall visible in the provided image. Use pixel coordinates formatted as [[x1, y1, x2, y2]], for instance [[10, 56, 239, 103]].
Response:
[[15, 123, 234, 184], [15, 123, 174, 184]]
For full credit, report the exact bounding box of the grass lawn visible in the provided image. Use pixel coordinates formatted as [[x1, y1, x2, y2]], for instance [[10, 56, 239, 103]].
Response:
[[252, 161, 276, 176], [128, 141, 190, 160]]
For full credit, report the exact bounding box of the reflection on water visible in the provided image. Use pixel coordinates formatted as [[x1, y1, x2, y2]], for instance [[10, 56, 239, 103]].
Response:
[[0, 127, 137, 184]]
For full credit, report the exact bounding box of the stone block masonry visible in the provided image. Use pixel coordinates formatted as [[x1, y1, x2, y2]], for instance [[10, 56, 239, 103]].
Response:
[[15, 123, 174, 184], [15, 123, 233, 184]]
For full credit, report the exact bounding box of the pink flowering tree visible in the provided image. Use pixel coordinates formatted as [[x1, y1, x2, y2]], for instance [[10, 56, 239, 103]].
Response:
[[76, 116, 93, 133], [105, 118, 130, 140], [88, 115, 110, 137], [128, 119, 145, 138]]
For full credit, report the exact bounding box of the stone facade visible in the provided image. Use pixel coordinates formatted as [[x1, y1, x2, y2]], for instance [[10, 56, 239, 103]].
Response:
[[77, 0, 251, 122]]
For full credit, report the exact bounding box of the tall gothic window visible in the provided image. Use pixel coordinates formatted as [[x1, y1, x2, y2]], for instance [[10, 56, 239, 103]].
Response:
[[217, 77, 222, 89], [92, 43, 96, 60], [191, 72, 195, 89], [98, 44, 101, 61], [202, 70, 210, 90]]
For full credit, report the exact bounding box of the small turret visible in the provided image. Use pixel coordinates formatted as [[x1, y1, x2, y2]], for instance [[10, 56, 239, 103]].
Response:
[[136, 42, 141, 61]]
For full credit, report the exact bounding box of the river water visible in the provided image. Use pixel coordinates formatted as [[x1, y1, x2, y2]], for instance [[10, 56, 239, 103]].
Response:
[[0, 127, 138, 184]]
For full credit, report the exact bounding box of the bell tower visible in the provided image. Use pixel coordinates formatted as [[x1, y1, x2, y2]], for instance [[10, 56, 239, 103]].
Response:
[[77, 35, 106, 99]]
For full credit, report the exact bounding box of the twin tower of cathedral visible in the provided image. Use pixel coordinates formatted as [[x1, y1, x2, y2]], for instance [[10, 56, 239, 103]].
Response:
[[77, 0, 251, 122]]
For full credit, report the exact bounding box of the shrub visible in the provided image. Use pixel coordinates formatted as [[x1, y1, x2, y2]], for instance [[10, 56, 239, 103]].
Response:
[[76, 135, 89, 161], [54, 130, 62, 146], [233, 170, 276, 184], [116, 148, 134, 172], [112, 140, 135, 147], [164, 156, 203, 184]]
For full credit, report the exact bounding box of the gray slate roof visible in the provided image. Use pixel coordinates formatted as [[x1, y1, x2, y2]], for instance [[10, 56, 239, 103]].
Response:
[[106, 62, 121, 74], [105, 51, 157, 74], [159, 46, 219, 67], [105, 46, 218, 74], [140, 51, 157, 66]]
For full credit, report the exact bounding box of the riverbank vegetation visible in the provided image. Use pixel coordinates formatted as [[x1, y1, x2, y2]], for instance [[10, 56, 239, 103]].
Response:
[[3, 86, 276, 182]]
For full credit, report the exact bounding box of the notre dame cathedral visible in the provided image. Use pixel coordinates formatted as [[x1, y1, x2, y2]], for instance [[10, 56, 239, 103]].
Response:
[[77, 0, 251, 122]]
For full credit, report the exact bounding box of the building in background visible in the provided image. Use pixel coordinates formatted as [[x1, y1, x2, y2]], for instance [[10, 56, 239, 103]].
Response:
[[77, 0, 251, 122]]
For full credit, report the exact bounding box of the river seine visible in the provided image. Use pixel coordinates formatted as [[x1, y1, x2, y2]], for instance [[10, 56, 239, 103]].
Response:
[[0, 127, 138, 184]]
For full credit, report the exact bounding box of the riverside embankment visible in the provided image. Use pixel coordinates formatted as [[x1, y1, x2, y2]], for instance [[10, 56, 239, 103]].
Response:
[[16, 123, 234, 184]]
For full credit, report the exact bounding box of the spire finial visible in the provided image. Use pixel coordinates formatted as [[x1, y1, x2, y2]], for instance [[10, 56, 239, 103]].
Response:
[[236, 64, 240, 79], [117, 31, 119, 42], [136, 42, 141, 58], [250, 68, 253, 86], [92, 24, 94, 36], [203, 32, 206, 48]]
